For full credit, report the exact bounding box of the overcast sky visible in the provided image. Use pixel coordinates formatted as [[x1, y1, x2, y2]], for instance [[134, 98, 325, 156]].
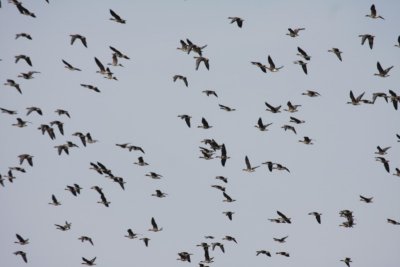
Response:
[[1, 1, 400, 267]]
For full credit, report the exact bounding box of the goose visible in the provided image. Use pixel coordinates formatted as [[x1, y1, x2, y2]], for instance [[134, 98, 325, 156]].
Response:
[[199, 149, 214, 160], [273, 235, 288, 243], [18, 71, 40, 79], [12, 118, 30, 128], [296, 46, 311, 60], [65, 185, 78, 196], [341, 257, 352, 267], [308, 212, 322, 224], [125, 229, 139, 239], [108, 53, 123, 67], [94, 57, 107, 75], [359, 34, 374, 49], [177, 252, 192, 262], [299, 136, 314, 145], [49, 194, 61, 206], [4, 79, 22, 94], [73, 132, 87, 147], [302, 90, 320, 97], [177, 39, 190, 53], [145, 172, 162, 179], [109, 46, 130, 59], [290, 116, 305, 124], [9, 167, 26, 173], [55, 109, 70, 118], [262, 161, 274, 172], [277, 210, 291, 224], [173, 75, 188, 87], [347, 90, 365, 105], [228, 17, 244, 28], [211, 242, 225, 253], [204, 236, 215, 239], [276, 251, 290, 257], [26, 106, 42, 116], [70, 34, 87, 48], [15, 55, 32, 66], [328, 48, 343, 61], [281, 124, 297, 134], [198, 117, 212, 129], [116, 143, 130, 149], [14, 1, 35, 17], [375, 156, 390, 173], [222, 235, 237, 243], [55, 221, 72, 231], [215, 175, 228, 183], [216, 143, 229, 166], [211, 185, 225, 192], [109, 9, 125, 23], [202, 90, 218, 97], [275, 163, 290, 172], [294, 60, 307, 74], [54, 144, 69, 155], [15, 234, 29, 245], [14, 251, 27, 263], [255, 117, 272, 131], [96, 162, 112, 176], [109, 176, 125, 190], [366, 4, 384, 19], [50, 120, 64, 135], [194, 56, 210, 70], [140, 237, 150, 247], [201, 246, 214, 264], [223, 211, 234, 221], [78, 236, 94, 246], [185, 38, 207, 56], [359, 195, 373, 203], [374, 61, 393, 77], [387, 218, 400, 225], [395, 36, 400, 47], [149, 217, 162, 232], [266, 55, 283, 72], [62, 59, 81, 71], [82, 257, 97, 266], [18, 154, 33, 166], [152, 189, 167, 198], [375, 146, 391, 155], [0, 107, 17, 115], [97, 193, 110, 207], [243, 156, 259, 172], [128, 145, 145, 153], [286, 27, 305, 37], [134, 156, 149, 166], [251, 61, 267, 73], [91, 186, 103, 195], [256, 250, 271, 257], [86, 133, 98, 144], [372, 92, 388, 103], [5, 170, 16, 183], [15, 33, 32, 40], [81, 84, 100, 93], [265, 101, 281, 113], [222, 191, 235, 202], [219, 104, 236, 112], [178, 114, 191, 128]]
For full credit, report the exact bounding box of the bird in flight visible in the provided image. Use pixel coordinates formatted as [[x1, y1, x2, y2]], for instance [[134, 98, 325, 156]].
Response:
[[228, 16, 244, 28]]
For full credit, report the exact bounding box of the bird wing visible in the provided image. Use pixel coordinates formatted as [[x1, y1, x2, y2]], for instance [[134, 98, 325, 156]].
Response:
[[151, 217, 158, 229], [370, 4, 377, 16], [109, 46, 121, 56], [62, 59, 73, 68], [257, 117, 263, 128], [110, 9, 121, 20], [267, 55, 275, 68], [245, 156, 251, 169], [297, 46, 307, 56], [377, 62, 384, 73], [202, 117, 209, 128], [349, 90, 356, 102], [95, 57, 105, 72], [223, 192, 232, 201]]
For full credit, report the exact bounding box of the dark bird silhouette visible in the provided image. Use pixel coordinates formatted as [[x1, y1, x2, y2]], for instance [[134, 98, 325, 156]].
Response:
[[366, 4, 384, 19], [109, 9, 126, 24], [228, 16, 244, 28], [149, 217, 163, 232], [70, 34, 87, 47], [15, 234, 29, 245], [255, 117, 272, 131], [178, 114, 191, 128], [297, 46, 311, 60], [202, 90, 218, 97], [328, 48, 343, 61], [4, 79, 22, 94], [359, 34, 374, 49], [308, 212, 322, 224], [15, 55, 32, 66], [82, 257, 97, 266], [374, 62, 393, 77], [62, 59, 81, 71], [243, 156, 259, 172], [265, 101, 281, 113], [49, 194, 61, 206], [277, 210, 291, 224], [359, 195, 373, 203], [266, 55, 283, 72], [198, 117, 212, 129], [14, 251, 28, 263], [78, 236, 94, 246], [194, 56, 210, 70], [287, 27, 305, 37], [15, 33, 32, 40], [173, 75, 188, 87]]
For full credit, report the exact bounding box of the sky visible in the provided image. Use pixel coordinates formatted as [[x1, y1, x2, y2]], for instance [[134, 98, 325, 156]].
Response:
[[1, 0, 400, 266]]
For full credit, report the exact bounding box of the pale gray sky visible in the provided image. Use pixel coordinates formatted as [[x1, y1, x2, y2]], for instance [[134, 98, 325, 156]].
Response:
[[1, 1, 400, 267]]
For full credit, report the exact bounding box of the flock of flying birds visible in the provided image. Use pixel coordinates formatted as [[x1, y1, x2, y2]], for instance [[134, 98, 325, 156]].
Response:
[[1, 1, 400, 267]]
